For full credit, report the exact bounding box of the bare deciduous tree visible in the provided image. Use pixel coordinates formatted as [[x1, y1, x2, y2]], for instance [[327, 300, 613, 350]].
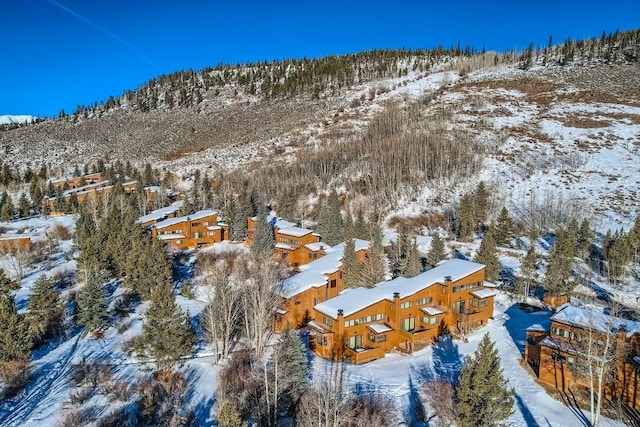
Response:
[[242, 256, 288, 358], [197, 255, 245, 362]]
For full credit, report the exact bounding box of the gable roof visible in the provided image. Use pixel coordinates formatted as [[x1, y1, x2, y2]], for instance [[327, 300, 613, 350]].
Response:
[[551, 304, 640, 338], [315, 258, 485, 318], [279, 239, 370, 299]]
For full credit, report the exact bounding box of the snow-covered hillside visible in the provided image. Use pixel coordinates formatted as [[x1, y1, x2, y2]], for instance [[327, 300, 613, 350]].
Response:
[[0, 115, 36, 125]]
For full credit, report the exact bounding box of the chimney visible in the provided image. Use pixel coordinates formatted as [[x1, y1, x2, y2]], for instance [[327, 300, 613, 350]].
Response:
[[337, 309, 344, 317], [393, 292, 400, 299]]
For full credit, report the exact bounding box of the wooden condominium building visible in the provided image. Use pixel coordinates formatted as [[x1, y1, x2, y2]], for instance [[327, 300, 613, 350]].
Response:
[[49, 172, 104, 190], [43, 178, 139, 214], [526, 304, 640, 408], [150, 209, 228, 251], [136, 201, 184, 228], [247, 215, 328, 269], [275, 239, 370, 332], [309, 259, 495, 364]]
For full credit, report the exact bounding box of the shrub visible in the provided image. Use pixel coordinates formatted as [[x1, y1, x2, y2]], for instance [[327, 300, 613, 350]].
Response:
[[0, 361, 32, 398]]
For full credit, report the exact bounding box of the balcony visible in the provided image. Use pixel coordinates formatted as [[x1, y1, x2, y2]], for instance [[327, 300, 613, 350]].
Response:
[[344, 346, 386, 364]]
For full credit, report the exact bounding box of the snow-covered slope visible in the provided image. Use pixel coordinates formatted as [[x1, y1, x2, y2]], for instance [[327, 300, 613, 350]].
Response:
[[0, 115, 36, 124]]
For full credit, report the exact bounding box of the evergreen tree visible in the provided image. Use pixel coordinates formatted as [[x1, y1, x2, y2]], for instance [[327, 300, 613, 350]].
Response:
[[456, 333, 514, 427], [390, 223, 410, 278], [76, 273, 109, 333], [1, 192, 15, 221], [628, 216, 640, 258], [544, 228, 574, 297], [217, 402, 247, 427], [315, 191, 344, 246], [267, 326, 309, 424], [342, 239, 362, 289], [141, 282, 196, 371], [474, 182, 490, 228], [224, 195, 239, 241], [125, 232, 172, 299], [493, 207, 513, 247], [402, 238, 422, 278], [180, 195, 195, 216], [0, 292, 32, 364], [456, 193, 475, 241], [26, 275, 64, 343], [17, 193, 31, 218], [359, 232, 386, 288], [577, 218, 594, 259], [474, 227, 501, 282], [252, 208, 275, 259], [426, 234, 447, 269], [0, 269, 19, 293], [351, 208, 368, 240]]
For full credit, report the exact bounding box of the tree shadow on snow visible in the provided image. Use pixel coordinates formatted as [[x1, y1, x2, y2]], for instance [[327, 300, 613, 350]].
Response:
[[515, 393, 542, 427], [183, 367, 216, 426], [404, 377, 427, 427], [431, 335, 462, 384]]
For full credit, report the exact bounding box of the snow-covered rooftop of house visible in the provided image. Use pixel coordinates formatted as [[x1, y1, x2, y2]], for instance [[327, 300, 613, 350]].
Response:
[[470, 289, 496, 299], [526, 324, 547, 332], [153, 209, 217, 229], [144, 185, 161, 192], [279, 239, 370, 299], [189, 209, 218, 221], [368, 323, 393, 334], [275, 242, 293, 251], [278, 226, 313, 238], [136, 201, 183, 224], [551, 304, 640, 338], [154, 216, 187, 229], [157, 234, 185, 240], [421, 306, 444, 316], [315, 258, 486, 318], [305, 242, 330, 252]]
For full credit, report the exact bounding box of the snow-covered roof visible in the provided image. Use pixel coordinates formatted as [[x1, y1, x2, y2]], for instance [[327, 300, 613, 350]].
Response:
[[189, 209, 218, 221], [551, 304, 640, 338], [275, 242, 293, 251], [315, 258, 485, 318], [484, 281, 498, 288], [368, 323, 393, 334], [144, 185, 161, 192], [153, 209, 217, 229], [274, 307, 288, 315], [421, 306, 444, 316], [308, 320, 330, 333], [157, 234, 185, 240], [154, 216, 187, 229], [526, 324, 547, 332], [279, 239, 370, 299], [278, 226, 313, 238], [305, 242, 330, 252], [136, 201, 183, 224], [207, 225, 222, 231], [470, 289, 496, 299]]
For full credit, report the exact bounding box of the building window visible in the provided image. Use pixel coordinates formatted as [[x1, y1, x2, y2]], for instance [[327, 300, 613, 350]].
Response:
[[527, 336, 537, 345], [313, 298, 321, 305], [470, 299, 488, 308], [452, 300, 466, 314], [401, 317, 415, 332], [416, 297, 433, 306], [295, 300, 301, 305], [551, 352, 566, 363], [400, 301, 412, 309], [323, 317, 333, 326], [330, 279, 337, 288], [317, 335, 327, 346], [422, 316, 438, 325], [347, 334, 362, 349]]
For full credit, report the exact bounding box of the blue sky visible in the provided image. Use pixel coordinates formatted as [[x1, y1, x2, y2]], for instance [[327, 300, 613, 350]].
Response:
[[1, 1, 638, 117]]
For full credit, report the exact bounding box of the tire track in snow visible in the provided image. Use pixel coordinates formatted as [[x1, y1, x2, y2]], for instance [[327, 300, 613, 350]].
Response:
[[0, 333, 82, 426]]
